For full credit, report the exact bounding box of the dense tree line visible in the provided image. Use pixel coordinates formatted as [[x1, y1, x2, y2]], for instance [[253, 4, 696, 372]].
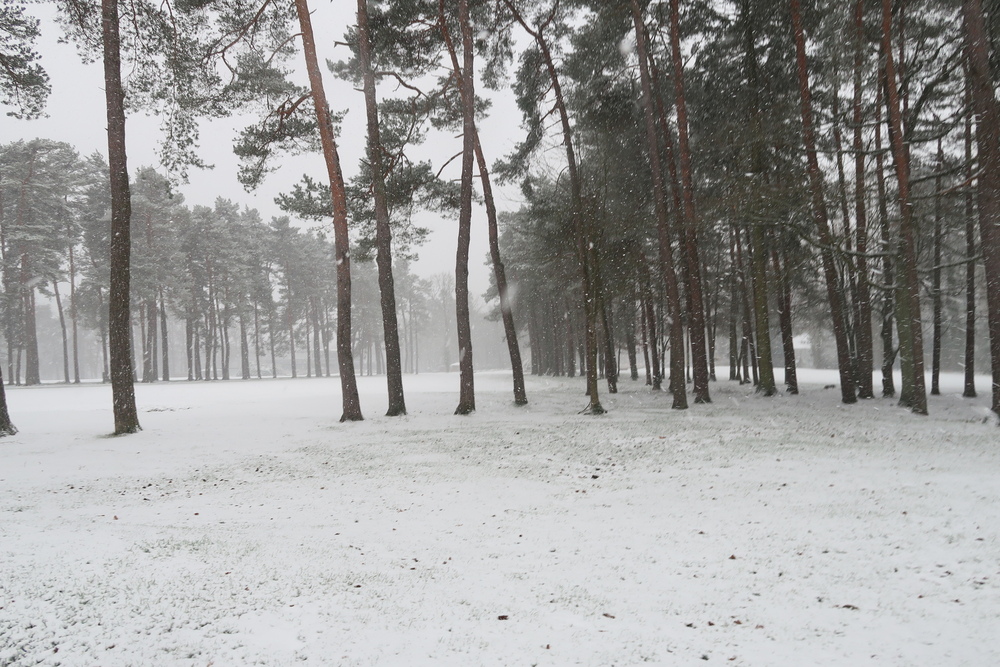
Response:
[[4, 0, 1000, 435]]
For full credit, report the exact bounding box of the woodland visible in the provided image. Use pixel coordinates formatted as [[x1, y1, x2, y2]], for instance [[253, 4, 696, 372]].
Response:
[[2, 0, 1000, 435]]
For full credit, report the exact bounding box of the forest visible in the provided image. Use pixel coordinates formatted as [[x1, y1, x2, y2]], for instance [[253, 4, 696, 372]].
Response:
[[2, 0, 1000, 435]]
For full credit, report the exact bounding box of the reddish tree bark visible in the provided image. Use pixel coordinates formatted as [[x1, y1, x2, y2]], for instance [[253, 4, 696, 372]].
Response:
[[294, 0, 362, 421], [358, 0, 406, 416], [790, 0, 858, 404], [962, 0, 1000, 416], [667, 0, 711, 403]]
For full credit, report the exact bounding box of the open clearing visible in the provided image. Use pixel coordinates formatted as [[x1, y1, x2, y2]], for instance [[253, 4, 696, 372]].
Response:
[[2, 370, 998, 665]]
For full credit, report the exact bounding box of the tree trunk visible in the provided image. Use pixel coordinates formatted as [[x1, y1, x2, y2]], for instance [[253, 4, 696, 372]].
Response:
[[103, 0, 139, 431], [875, 74, 896, 398], [506, 0, 602, 413], [790, 0, 857, 404], [631, 0, 686, 408], [294, 0, 362, 420], [882, 0, 927, 415], [186, 315, 194, 380], [143, 295, 157, 383], [749, 223, 776, 395], [931, 141, 944, 396], [668, 0, 711, 404], [159, 290, 169, 381], [439, 3, 526, 405], [853, 0, 874, 398], [22, 280, 39, 385], [638, 250, 662, 391], [771, 239, 798, 394], [240, 307, 251, 380], [964, 69, 977, 399], [53, 279, 70, 383], [358, 0, 406, 414], [452, 0, 477, 415], [962, 0, 1000, 416], [69, 243, 80, 383]]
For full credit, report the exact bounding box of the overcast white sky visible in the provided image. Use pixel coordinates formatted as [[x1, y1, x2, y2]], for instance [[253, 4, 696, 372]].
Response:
[[2, 2, 530, 298]]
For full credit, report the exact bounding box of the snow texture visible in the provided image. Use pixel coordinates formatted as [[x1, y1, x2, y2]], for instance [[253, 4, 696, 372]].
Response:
[[1, 370, 998, 666]]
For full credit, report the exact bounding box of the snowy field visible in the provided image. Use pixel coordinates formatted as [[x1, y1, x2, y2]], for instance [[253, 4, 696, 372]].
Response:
[[1, 369, 998, 666]]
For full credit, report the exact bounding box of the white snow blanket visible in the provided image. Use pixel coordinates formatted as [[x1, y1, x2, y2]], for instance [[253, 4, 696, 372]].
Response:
[[1, 370, 998, 665]]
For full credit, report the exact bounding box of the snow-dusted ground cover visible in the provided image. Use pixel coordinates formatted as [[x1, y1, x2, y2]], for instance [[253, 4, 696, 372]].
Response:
[[1, 369, 998, 666]]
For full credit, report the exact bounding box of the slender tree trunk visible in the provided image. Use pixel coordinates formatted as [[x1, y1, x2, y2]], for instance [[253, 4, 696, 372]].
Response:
[[69, 244, 80, 383], [790, 0, 857, 404], [186, 315, 194, 380], [358, 0, 406, 414], [631, 0, 686, 408], [638, 250, 662, 391], [294, 0, 362, 420], [22, 281, 39, 385], [253, 301, 262, 379], [749, 223, 776, 395], [506, 0, 602, 413], [964, 70, 977, 399], [853, 0, 874, 398], [931, 141, 944, 396], [668, 0, 711, 403], [159, 290, 169, 381], [452, 0, 477, 415], [268, 307, 277, 378], [240, 307, 251, 380], [439, 3, 526, 405], [144, 295, 157, 383], [53, 279, 70, 383], [882, 0, 927, 414], [963, 0, 1000, 416], [626, 290, 639, 381], [771, 239, 798, 394], [875, 76, 896, 397]]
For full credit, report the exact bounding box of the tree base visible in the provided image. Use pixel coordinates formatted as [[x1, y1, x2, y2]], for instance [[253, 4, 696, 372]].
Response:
[[454, 404, 475, 416], [339, 413, 364, 423], [583, 402, 605, 415], [385, 406, 407, 417]]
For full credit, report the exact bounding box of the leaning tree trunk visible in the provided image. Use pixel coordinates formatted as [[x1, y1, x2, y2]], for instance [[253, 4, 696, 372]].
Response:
[[963, 0, 1000, 416], [358, 0, 406, 416], [294, 0, 362, 421], [506, 0, 602, 413], [102, 0, 140, 433], [882, 0, 927, 415], [790, 0, 857, 404], [439, 1, 526, 406], [631, 0, 686, 408]]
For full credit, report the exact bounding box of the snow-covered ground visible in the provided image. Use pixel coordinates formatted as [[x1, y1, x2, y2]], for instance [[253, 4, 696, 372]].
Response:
[[2, 369, 998, 666]]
